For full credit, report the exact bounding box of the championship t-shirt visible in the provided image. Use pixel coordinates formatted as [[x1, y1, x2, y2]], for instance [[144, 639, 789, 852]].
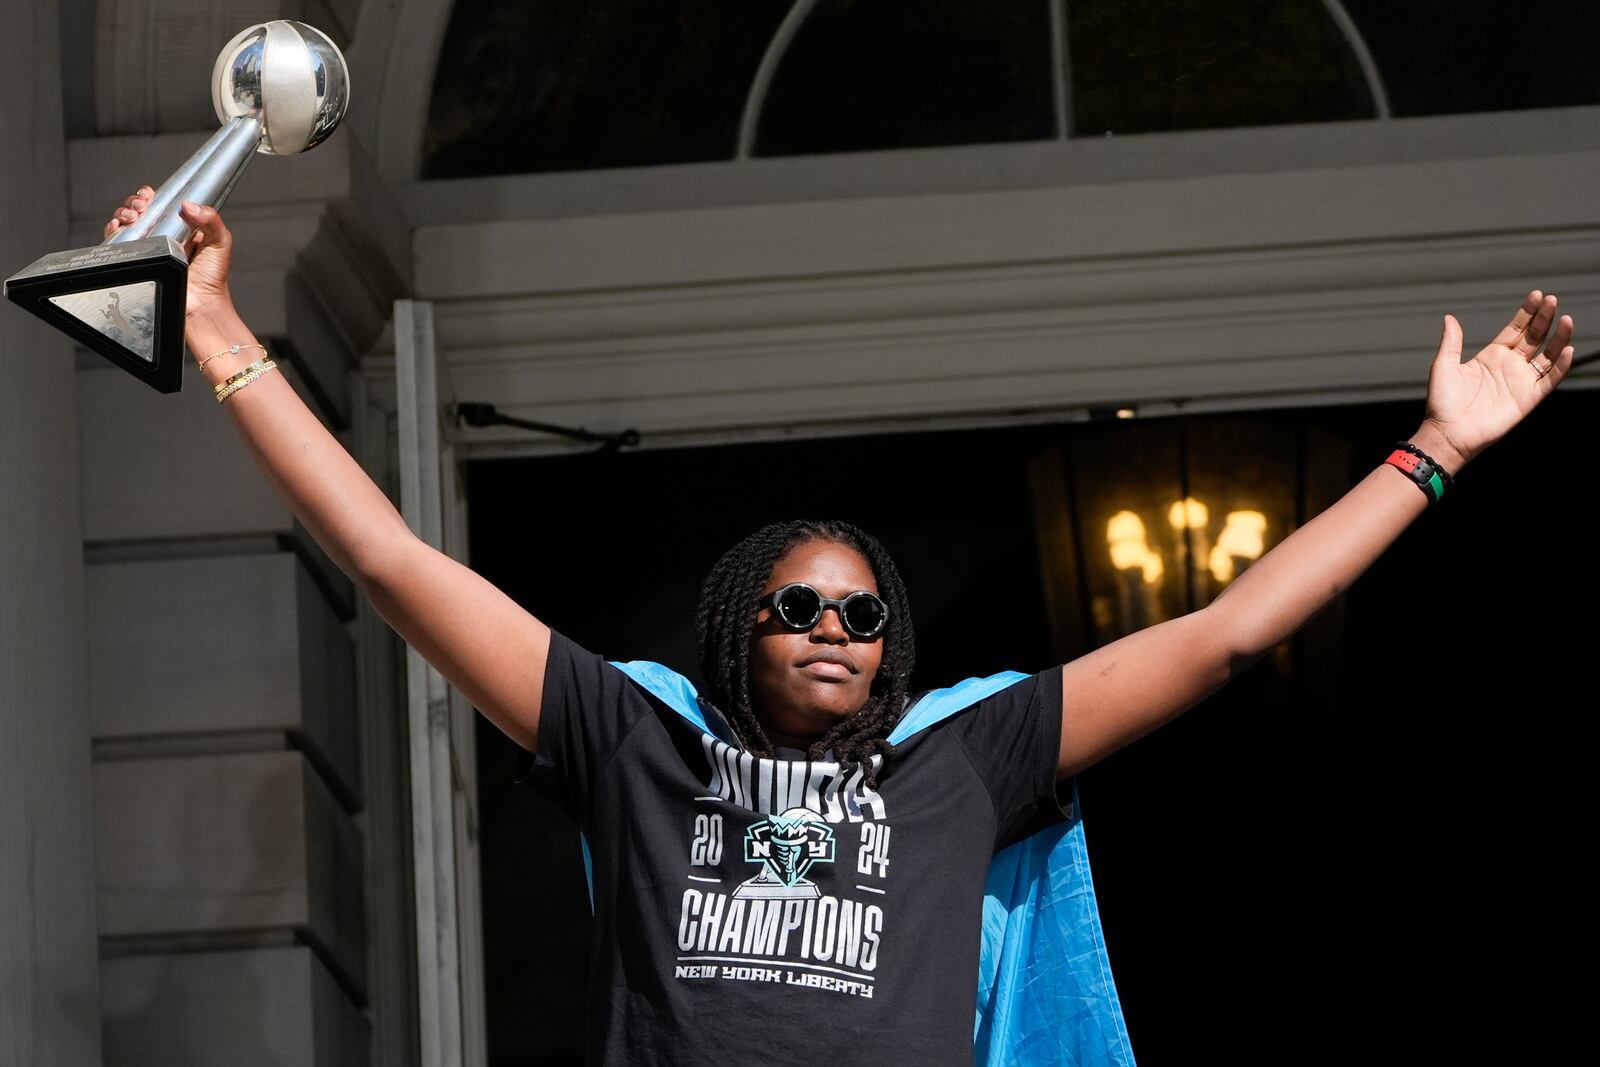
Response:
[[525, 630, 1067, 1066]]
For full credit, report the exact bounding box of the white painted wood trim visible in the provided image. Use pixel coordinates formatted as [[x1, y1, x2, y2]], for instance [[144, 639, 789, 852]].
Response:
[[351, 364, 422, 1067], [397, 299, 486, 1066], [404, 107, 1600, 224], [416, 151, 1600, 296], [398, 141, 1599, 457], [441, 436, 487, 1067], [397, 298, 463, 1067]]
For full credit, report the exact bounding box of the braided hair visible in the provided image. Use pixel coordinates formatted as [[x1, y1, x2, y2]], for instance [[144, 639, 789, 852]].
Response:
[[696, 520, 915, 788]]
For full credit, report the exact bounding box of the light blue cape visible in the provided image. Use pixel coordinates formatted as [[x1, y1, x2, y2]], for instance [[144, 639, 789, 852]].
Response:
[[599, 659, 1137, 1067]]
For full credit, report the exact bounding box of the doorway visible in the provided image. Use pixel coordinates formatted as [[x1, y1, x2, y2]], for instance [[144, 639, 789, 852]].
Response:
[[465, 392, 1594, 1065]]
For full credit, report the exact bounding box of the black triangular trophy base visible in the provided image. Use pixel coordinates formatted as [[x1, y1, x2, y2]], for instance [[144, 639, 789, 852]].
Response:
[[3, 236, 189, 393]]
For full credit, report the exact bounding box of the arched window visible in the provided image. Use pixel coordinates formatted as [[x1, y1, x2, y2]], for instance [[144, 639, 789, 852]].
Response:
[[749, 0, 1057, 157], [420, 0, 1597, 178], [422, 0, 793, 178], [1062, 0, 1379, 137]]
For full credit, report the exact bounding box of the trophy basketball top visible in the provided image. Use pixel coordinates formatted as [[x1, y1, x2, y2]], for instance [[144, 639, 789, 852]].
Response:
[[4, 19, 352, 394], [212, 20, 350, 156]]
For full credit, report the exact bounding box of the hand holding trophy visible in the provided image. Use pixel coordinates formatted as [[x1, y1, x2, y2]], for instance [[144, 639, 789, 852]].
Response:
[[3, 21, 349, 392]]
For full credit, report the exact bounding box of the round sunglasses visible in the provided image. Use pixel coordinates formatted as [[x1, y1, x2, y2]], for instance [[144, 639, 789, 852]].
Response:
[[758, 582, 889, 639]]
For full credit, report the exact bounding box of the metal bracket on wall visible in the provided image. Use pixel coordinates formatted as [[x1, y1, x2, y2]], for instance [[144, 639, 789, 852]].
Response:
[[453, 401, 641, 453]]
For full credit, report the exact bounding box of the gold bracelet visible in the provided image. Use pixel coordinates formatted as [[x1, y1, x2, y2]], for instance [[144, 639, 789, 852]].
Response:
[[214, 358, 278, 403], [197, 342, 265, 373]]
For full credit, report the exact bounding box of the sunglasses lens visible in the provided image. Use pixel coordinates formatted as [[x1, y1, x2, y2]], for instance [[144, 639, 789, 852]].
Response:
[[843, 594, 887, 637], [774, 584, 822, 628], [768, 584, 886, 637]]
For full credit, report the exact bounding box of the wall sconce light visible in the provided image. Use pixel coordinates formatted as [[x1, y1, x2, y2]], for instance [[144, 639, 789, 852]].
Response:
[[1168, 497, 1208, 531], [1107, 510, 1164, 584], [1031, 416, 1331, 658], [1110, 500, 1268, 603], [1209, 510, 1267, 583]]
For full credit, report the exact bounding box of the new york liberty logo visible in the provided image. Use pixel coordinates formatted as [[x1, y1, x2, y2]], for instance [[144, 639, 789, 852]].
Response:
[[734, 807, 835, 900]]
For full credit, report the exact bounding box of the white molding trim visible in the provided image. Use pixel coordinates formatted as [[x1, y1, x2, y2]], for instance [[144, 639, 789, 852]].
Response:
[[396, 299, 462, 1067], [404, 107, 1600, 223], [397, 143, 1599, 457], [396, 299, 486, 1066], [351, 365, 423, 1067]]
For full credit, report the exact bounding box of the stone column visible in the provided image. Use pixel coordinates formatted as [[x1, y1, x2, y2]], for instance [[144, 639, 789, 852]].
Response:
[[0, 1, 104, 1063]]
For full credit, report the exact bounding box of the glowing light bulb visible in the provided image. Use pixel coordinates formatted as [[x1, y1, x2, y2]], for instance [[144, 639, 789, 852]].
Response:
[[1167, 497, 1209, 530], [1208, 510, 1268, 583], [1107, 510, 1144, 545], [1139, 552, 1164, 584], [1107, 510, 1164, 585]]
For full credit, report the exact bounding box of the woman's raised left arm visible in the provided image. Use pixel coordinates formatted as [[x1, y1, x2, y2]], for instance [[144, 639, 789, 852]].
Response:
[[1054, 291, 1575, 778]]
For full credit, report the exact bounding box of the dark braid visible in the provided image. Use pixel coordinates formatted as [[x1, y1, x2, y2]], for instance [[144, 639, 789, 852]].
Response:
[[696, 520, 915, 789]]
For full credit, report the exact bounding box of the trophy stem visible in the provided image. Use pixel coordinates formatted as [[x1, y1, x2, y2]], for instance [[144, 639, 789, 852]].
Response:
[[107, 115, 264, 248]]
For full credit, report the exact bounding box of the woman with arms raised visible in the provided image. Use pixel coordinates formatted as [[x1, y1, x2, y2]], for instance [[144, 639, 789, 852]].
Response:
[[106, 189, 1575, 1065]]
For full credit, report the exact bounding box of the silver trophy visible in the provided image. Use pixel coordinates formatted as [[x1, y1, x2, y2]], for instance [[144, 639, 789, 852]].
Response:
[[3, 21, 349, 392]]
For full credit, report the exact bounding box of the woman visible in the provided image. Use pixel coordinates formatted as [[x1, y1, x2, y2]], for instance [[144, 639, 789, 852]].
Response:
[[105, 191, 1576, 1064]]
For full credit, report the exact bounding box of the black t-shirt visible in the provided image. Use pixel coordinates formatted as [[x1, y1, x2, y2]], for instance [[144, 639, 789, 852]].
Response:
[[526, 631, 1066, 1066]]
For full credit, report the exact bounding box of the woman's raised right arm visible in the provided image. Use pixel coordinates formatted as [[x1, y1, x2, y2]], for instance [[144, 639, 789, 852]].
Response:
[[108, 191, 549, 751]]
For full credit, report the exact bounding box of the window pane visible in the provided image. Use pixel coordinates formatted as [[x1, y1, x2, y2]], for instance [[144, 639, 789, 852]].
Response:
[[755, 0, 1055, 157], [1068, 0, 1376, 137], [422, 0, 792, 178], [420, 0, 1597, 179], [1340, 0, 1600, 117]]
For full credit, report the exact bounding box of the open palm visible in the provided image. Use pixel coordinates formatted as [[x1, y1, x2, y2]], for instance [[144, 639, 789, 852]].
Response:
[[1422, 291, 1575, 467]]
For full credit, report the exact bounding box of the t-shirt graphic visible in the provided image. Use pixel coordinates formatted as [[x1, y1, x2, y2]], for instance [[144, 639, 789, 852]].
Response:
[[737, 806, 835, 898], [673, 736, 891, 999]]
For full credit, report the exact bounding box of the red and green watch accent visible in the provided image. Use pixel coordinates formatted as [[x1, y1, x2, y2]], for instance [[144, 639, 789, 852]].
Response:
[[1384, 442, 1455, 505]]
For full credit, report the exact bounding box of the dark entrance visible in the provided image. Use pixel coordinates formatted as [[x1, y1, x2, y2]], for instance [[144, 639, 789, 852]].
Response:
[[467, 392, 1592, 1065]]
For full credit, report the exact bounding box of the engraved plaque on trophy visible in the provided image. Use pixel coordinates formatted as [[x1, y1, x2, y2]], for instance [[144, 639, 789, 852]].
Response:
[[2, 21, 349, 393]]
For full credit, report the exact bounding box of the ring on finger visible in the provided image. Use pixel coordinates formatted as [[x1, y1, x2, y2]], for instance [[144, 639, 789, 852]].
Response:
[[1530, 354, 1553, 380]]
